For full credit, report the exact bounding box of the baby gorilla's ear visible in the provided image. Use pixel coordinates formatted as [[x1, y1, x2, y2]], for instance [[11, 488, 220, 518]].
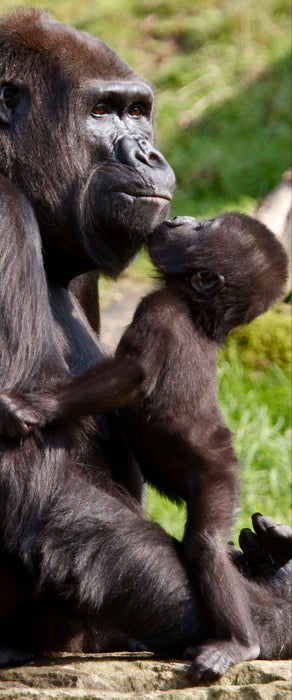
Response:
[[190, 270, 225, 297]]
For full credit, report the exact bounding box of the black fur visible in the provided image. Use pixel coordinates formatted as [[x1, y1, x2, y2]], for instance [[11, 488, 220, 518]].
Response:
[[0, 9, 291, 682], [115, 213, 289, 679]]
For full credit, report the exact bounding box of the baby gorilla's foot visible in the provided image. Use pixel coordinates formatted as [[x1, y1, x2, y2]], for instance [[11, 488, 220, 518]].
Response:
[[183, 639, 259, 684], [239, 513, 292, 580]]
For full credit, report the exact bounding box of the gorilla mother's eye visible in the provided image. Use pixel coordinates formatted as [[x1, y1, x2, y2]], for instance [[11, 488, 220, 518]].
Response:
[[128, 103, 144, 118], [91, 103, 109, 117]]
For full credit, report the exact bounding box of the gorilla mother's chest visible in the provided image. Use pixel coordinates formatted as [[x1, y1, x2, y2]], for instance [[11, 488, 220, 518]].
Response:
[[49, 283, 108, 377]]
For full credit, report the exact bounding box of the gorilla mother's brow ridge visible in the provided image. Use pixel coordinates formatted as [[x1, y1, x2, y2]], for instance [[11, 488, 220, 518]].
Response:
[[82, 80, 154, 114]]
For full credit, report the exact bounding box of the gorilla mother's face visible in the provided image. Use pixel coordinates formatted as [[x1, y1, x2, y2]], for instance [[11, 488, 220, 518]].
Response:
[[79, 77, 176, 276], [0, 10, 176, 279]]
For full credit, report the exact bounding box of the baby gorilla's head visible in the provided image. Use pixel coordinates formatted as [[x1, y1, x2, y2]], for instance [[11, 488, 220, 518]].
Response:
[[149, 213, 288, 339]]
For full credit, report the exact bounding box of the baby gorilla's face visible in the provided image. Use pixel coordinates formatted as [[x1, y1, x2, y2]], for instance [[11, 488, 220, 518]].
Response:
[[148, 212, 288, 335], [148, 215, 228, 276]]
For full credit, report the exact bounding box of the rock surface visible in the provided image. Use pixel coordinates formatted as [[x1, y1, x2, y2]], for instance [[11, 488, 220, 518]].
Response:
[[0, 654, 290, 699], [254, 169, 292, 262], [254, 168, 292, 294]]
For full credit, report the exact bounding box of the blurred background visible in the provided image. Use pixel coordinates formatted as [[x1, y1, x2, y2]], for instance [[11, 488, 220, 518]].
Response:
[[1, 0, 291, 539]]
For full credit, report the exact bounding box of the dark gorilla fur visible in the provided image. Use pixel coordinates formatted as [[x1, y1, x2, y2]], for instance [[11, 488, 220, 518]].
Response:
[[115, 213, 290, 679], [0, 9, 291, 683]]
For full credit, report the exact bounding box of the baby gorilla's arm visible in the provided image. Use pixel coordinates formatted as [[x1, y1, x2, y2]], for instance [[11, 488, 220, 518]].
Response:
[[0, 355, 145, 438]]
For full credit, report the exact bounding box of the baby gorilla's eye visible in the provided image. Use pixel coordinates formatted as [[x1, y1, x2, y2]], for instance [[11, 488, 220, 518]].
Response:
[[91, 103, 108, 117], [128, 104, 143, 118]]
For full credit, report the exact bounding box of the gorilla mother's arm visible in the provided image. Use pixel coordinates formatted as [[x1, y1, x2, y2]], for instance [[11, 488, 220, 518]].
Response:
[[0, 175, 72, 436], [0, 177, 144, 437]]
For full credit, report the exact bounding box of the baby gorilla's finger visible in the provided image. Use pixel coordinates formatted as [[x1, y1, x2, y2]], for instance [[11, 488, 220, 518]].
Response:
[[252, 513, 292, 568]]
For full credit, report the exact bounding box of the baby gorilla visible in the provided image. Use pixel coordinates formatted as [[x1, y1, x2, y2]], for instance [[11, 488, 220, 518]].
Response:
[[114, 212, 288, 679]]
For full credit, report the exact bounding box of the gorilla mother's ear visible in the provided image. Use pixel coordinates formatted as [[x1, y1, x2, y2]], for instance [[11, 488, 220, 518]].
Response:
[[190, 269, 225, 297], [0, 80, 29, 125]]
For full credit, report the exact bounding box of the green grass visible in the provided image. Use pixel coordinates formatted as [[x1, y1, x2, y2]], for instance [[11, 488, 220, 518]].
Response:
[[2, 0, 290, 218], [146, 305, 291, 542], [217, 346, 291, 537], [146, 325, 291, 542]]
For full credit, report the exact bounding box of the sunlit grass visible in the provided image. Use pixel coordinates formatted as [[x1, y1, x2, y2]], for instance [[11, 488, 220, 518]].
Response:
[[2, 0, 290, 221], [146, 342, 291, 542], [146, 307, 291, 542], [217, 351, 291, 536]]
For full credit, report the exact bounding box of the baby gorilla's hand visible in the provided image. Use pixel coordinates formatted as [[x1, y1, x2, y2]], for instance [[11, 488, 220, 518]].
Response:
[[0, 391, 47, 438]]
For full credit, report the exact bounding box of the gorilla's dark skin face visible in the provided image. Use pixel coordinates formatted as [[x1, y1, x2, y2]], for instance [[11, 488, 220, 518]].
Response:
[[0, 10, 175, 282]]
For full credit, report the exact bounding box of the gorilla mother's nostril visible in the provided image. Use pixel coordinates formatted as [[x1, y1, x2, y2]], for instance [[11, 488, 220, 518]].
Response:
[[138, 138, 168, 168], [135, 147, 152, 167], [115, 135, 167, 170]]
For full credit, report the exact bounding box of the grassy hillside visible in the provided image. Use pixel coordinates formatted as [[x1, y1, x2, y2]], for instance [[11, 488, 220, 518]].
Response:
[[2, 0, 291, 216]]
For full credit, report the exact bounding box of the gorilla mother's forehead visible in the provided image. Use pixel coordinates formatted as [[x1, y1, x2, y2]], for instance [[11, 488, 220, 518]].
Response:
[[0, 8, 144, 84]]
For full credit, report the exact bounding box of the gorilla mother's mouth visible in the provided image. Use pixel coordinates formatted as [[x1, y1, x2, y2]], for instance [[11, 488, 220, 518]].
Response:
[[118, 192, 172, 202], [137, 194, 171, 201]]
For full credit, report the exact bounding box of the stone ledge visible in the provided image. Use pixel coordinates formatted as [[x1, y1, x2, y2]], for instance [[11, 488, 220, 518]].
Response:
[[0, 653, 290, 699]]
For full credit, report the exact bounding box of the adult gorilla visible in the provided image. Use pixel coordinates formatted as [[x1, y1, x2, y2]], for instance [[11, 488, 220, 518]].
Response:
[[0, 9, 290, 682]]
